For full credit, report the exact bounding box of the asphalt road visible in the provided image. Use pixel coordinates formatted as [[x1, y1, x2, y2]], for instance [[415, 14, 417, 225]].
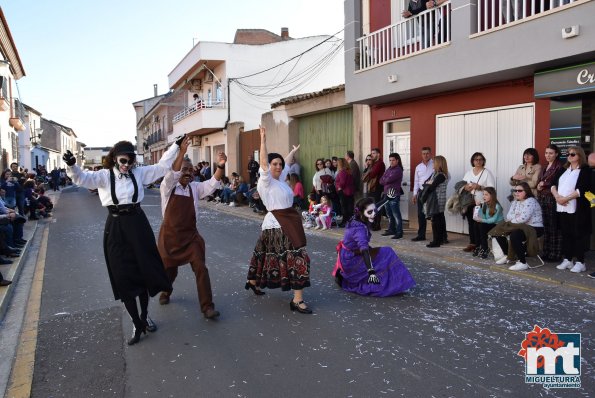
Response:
[[29, 187, 594, 398]]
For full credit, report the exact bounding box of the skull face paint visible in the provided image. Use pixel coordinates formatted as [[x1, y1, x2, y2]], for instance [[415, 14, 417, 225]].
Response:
[[117, 156, 134, 174], [364, 203, 376, 223]]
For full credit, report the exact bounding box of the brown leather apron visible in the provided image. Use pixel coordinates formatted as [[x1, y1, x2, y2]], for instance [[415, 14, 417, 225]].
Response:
[[158, 187, 205, 269]]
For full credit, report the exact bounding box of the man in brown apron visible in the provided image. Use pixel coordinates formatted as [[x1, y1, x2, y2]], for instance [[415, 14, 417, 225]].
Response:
[[157, 136, 226, 319]]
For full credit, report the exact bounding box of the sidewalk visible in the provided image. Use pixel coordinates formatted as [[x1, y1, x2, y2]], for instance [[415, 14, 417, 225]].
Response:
[[0, 191, 61, 320], [204, 200, 595, 295]]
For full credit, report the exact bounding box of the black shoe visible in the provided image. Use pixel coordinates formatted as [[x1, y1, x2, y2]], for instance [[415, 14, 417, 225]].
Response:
[[245, 281, 265, 296], [127, 323, 146, 345], [0, 279, 12, 287], [472, 247, 481, 257], [442, 239, 450, 244], [15, 239, 27, 244], [391, 234, 403, 240], [204, 308, 220, 319], [337, 223, 346, 228], [588, 272, 595, 279], [381, 231, 396, 236], [426, 242, 441, 248], [144, 317, 157, 332], [479, 248, 489, 259], [411, 236, 425, 242], [290, 300, 312, 314], [0, 258, 12, 265]]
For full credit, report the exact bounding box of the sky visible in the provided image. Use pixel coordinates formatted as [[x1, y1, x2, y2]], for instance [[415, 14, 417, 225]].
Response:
[[2, 0, 345, 147]]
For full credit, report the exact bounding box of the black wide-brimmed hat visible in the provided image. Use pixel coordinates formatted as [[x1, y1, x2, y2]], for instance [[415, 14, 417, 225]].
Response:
[[113, 141, 135, 156]]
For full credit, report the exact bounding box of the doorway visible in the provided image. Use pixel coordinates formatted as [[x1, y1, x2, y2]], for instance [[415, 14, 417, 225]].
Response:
[[383, 119, 411, 220]]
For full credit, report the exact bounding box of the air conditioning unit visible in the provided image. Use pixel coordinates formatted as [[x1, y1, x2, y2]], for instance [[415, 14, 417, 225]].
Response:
[[205, 72, 213, 83], [190, 78, 202, 91]]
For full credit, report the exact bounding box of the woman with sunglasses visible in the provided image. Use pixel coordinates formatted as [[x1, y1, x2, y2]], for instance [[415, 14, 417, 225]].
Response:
[[491, 182, 543, 270], [551, 146, 591, 273], [63, 139, 182, 345], [536, 144, 564, 262], [332, 197, 415, 297]]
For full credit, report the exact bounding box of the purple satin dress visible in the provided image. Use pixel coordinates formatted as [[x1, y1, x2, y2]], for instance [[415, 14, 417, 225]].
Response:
[[335, 220, 415, 297]]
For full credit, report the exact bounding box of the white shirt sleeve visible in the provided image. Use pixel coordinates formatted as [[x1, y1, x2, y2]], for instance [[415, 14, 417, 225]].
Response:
[[191, 176, 221, 200], [67, 165, 109, 189], [137, 143, 180, 185]]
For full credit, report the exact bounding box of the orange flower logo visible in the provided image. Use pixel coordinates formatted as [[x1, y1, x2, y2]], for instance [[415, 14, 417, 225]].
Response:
[[518, 325, 566, 369]]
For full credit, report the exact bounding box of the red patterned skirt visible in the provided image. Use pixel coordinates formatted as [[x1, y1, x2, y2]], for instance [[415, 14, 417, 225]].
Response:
[[248, 228, 311, 291]]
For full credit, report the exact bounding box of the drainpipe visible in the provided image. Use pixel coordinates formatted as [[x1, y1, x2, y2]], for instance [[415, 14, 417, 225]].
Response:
[[224, 78, 232, 130]]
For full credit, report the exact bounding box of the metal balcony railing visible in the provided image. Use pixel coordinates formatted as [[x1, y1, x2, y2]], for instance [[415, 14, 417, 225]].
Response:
[[477, 0, 580, 33], [357, 2, 451, 71], [173, 98, 227, 124]]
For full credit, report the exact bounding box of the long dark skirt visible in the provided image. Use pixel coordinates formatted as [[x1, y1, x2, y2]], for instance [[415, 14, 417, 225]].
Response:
[[537, 194, 562, 260], [248, 228, 311, 291], [103, 209, 172, 301]]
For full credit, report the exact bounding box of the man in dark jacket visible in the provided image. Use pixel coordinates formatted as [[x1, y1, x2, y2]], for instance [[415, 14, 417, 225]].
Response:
[[247, 155, 259, 188], [345, 150, 361, 198]]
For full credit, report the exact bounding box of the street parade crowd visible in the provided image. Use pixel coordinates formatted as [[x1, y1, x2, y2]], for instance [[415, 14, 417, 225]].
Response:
[[4, 128, 591, 346]]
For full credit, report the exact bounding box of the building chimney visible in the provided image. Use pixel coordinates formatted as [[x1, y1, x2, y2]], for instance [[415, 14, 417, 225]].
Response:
[[153, 84, 158, 97], [281, 27, 289, 40]]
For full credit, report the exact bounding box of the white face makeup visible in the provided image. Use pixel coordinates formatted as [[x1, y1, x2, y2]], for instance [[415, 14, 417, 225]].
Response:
[[117, 156, 134, 173], [364, 203, 376, 223]]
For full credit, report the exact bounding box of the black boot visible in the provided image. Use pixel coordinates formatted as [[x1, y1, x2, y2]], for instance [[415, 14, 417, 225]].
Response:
[[127, 320, 146, 345]]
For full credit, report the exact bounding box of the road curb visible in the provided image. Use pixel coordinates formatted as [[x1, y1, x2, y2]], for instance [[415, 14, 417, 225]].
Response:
[[206, 201, 595, 295], [0, 221, 40, 321]]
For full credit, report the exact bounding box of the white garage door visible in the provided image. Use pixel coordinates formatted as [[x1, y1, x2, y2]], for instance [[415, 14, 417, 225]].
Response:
[[436, 104, 534, 234]]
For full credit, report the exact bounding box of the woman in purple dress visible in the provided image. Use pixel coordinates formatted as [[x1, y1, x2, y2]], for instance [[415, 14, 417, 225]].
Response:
[[332, 197, 416, 297]]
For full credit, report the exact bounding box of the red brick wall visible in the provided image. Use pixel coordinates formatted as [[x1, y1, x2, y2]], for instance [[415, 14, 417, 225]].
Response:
[[370, 79, 550, 182]]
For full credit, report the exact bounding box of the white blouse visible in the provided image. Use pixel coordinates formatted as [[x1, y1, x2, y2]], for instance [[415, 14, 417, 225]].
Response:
[[312, 168, 334, 191], [258, 165, 292, 230], [506, 197, 543, 227], [463, 168, 496, 203], [67, 143, 179, 207], [555, 167, 580, 214]]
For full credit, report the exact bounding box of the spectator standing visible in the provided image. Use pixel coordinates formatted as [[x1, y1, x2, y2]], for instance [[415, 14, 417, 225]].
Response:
[[462, 152, 496, 254], [536, 144, 564, 262], [362, 155, 373, 196], [247, 155, 259, 187], [288, 156, 301, 178], [289, 173, 304, 209], [325, 159, 336, 177], [335, 159, 355, 227], [312, 158, 334, 201], [202, 161, 212, 180], [362, 148, 386, 231], [412, 147, 434, 241], [379, 153, 404, 239], [50, 167, 61, 191], [421, 156, 450, 248], [589, 153, 595, 279], [345, 150, 361, 198], [552, 146, 591, 273], [510, 148, 542, 196]]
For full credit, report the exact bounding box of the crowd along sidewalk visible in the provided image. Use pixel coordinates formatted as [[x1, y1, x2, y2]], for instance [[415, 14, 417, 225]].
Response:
[[0, 191, 61, 321], [203, 200, 595, 295]]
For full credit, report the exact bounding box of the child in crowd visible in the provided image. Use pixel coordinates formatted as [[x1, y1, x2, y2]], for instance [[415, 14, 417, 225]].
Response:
[[302, 193, 318, 228], [314, 195, 332, 230], [474, 187, 503, 259]]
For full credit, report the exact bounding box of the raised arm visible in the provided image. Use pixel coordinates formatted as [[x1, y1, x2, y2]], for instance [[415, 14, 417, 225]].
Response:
[[172, 135, 191, 172], [285, 144, 300, 167], [259, 125, 268, 172]]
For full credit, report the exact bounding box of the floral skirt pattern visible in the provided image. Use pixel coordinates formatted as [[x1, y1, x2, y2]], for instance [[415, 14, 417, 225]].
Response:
[[248, 228, 311, 291]]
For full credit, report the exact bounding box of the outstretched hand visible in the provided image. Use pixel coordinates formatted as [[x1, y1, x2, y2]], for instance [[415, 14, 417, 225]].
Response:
[[259, 125, 266, 138], [291, 144, 300, 153], [175, 134, 187, 146], [217, 152, 227, 167], [178, 135, 191, 152], [62, 150, 76, 166]]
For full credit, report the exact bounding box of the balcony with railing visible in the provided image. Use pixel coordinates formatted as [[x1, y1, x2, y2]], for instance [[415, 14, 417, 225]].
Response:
[[357, 3, 451, 71], [477, 0, 581, 33], [172, 96, 228, 136]]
